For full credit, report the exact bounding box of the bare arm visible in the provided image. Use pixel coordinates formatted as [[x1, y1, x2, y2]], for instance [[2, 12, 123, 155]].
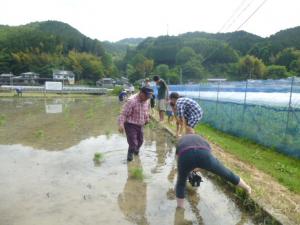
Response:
[[118, 100, 133, 133], [176, 117, 185, 137]]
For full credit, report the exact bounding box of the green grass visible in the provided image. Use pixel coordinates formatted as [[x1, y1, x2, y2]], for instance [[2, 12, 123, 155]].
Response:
[[145, 120, 158, 129], [129, 167, 144, 181], [196, 123, 300, 193]]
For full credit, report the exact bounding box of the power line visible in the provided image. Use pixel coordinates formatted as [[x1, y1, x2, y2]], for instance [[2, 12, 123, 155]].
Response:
[[218, 0, 249, 33], [236, 0, 269, 31], [223, 0, 256, 32], [201, 0, 269, 64]]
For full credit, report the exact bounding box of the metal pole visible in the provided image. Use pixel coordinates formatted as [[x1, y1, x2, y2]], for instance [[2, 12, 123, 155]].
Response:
[[288, 76, 295, 110], [243, 79, 248, 105], [242, 79, 248, 123], [216, 81, 220, 102], [216, 81, 220, 116], [198, 82, 201, 100], [285, 77, 295, 138]]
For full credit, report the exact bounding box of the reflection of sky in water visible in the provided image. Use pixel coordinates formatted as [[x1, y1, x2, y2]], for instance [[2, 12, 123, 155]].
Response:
[[0, 97, 256, 225], [45, 104, 63, 113]]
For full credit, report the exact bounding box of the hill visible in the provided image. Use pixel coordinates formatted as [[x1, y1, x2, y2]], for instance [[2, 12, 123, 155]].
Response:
[[116, 38, 144, 46], [0, 20, 114, 81], [1, 20, 299, 83]]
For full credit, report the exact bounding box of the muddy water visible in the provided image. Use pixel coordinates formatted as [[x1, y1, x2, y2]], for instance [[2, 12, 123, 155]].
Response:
[[0, 97, 255, 225]]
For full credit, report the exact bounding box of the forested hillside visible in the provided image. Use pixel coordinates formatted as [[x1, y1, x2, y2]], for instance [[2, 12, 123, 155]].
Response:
[[0, 20, 299, 84], [121, 27, 300, 83], [0, 21, 117, 83]]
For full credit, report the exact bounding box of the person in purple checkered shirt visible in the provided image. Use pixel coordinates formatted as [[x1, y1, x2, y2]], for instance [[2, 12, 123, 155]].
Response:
[[118, 86, 154, 161]]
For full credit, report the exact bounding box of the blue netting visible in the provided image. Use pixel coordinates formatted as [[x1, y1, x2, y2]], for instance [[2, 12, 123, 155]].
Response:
[[168, 77, 300, 159]]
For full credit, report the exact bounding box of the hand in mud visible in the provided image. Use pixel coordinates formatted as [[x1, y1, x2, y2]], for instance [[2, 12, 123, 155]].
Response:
[[176, 132, 182, 139]]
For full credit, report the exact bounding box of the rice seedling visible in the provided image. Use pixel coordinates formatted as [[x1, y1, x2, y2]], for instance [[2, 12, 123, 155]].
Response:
[[0, 114, 6, 126], [105, 130, 111, 137], [85, 107, 94, 119], [35, 129, 45, 139], [67, 118, 76, 128], [129, 167, 144, 181], [93, 152, 104, 163]]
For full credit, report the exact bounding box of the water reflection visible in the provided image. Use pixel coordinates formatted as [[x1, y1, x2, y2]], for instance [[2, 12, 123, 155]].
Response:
[[0, 97, 119, 150], [118, 157, 149, 225], [186, 188, 204, 225], [144, 128, 174, 173], [167, 164, 204, 224], [0, 97, 259, 225], [174, 208, 193, 225], [45, 104, 63, 113]]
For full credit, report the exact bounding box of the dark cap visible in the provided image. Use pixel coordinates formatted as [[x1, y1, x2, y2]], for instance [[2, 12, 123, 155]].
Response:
[[153, 75, 160, 81], [169, 92, 180, 99], [140, 86, 154, 97]]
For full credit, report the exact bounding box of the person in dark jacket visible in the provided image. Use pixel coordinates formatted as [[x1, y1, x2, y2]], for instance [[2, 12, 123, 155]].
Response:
[[153, 75, 168, 121], [118, 89, 128, 102], [175, 134, 251, 208]]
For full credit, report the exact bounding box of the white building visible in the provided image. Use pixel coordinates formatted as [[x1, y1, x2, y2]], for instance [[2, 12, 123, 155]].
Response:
[[53, 70, 75, 85], [20, 72, 39, 79]]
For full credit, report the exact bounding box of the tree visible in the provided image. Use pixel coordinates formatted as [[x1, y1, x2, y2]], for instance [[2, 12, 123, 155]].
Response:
[[144, 59, 154, 76], [249, 43, 273, 64], [238, 55, 266, 80], [167, 68, 180, 84], [275, 48, 300, 70], [0, 51, 13, 73], [131, 53, 147, 79], [147, 36, 183, 66], [265, 65, 289, 79], [182, 58, 206, 82], [68, 50, 83, 80], [155, 64, 169, 80], [289, 59, 300, 75], [176, 47, 197, 65]]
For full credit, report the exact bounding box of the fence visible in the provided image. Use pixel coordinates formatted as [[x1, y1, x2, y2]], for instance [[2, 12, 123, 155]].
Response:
[[0, 85, 108, 94], [169, 77, 300, 159]]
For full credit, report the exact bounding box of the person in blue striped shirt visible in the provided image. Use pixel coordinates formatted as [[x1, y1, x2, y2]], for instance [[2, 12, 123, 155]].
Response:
[[169, 92, 203, 137]]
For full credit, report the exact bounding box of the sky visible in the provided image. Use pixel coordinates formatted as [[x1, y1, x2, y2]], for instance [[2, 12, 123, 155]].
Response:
[[0, 0, 299, 42]]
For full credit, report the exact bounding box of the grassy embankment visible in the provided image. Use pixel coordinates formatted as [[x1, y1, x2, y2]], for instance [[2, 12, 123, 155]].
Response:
[[196, 123, 300, 194]]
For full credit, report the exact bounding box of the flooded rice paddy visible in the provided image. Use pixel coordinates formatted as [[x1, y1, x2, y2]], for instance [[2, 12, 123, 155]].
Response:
[[0, 97, 257, 225]]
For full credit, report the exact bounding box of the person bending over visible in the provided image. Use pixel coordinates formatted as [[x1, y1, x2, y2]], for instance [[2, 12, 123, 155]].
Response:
[[175, 134, 251, 208], [169, 92, 203, 137]]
